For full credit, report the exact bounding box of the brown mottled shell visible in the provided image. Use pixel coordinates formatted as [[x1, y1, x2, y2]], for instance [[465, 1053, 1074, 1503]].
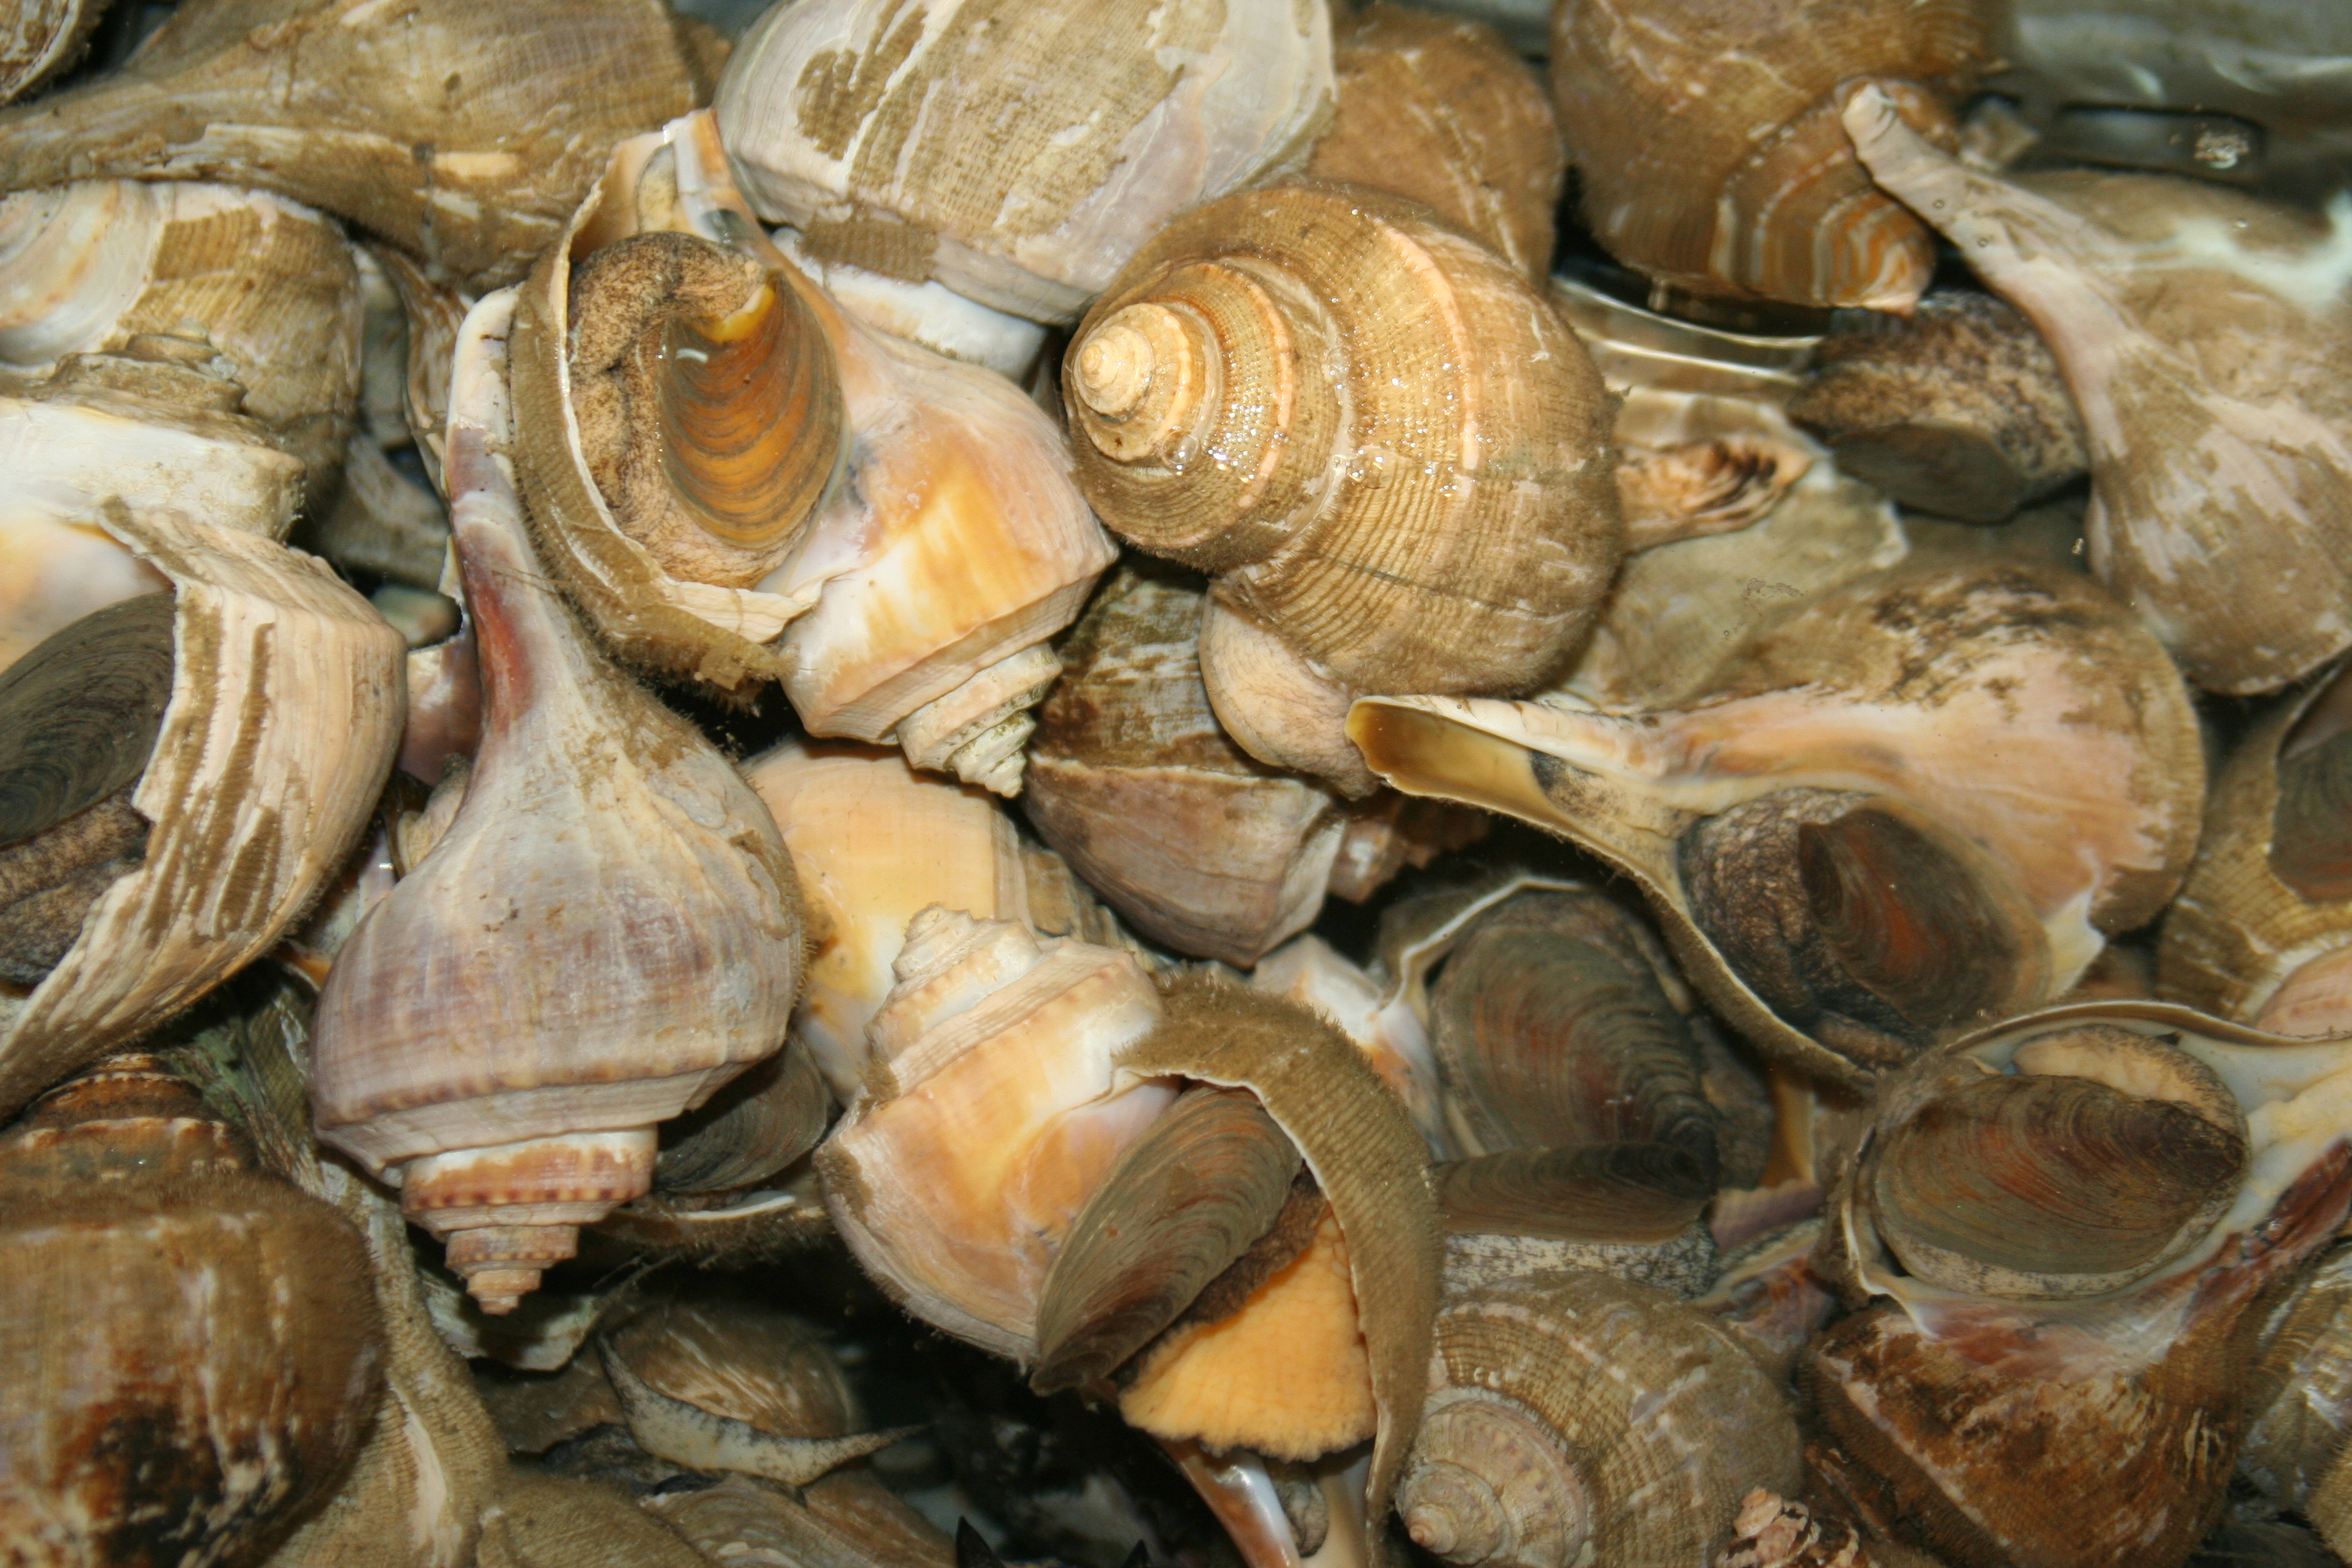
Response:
[[0, 0, 702, 292], [714, 0, 1335, 323], [0, 512, 405, 1120], [1788, 290, 2087, 524], [2161, 664, 2352, 1032], [1809, 1002, 2352, 1568], [1023, 566, 1348, 966], [1352, 559, 2204, 1086], [1401, 1267, 1801, 1568], [1307, 3, 1563, 280], [1066, 180, 1623, 702], [1550, 0, 1995, 310], [0, 1054, 383, 1566], [1844, 91, 2352, 694]]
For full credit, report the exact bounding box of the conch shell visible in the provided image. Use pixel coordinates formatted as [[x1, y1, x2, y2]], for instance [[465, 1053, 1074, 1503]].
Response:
[[312, 288, 802, 1313], [714, 0, 1335, 323], [1844, 83, 2352, 693], [1810, 1003, 2352, 1568], [1352, 558, 2206, 1086]]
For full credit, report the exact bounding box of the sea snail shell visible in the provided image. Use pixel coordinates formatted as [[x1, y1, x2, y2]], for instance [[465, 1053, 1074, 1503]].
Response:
[[2161, 661, 2352, 1035], [1843, 83, 2352, 695], [1064, 180, 1623, 791], [1550, 0, 1997, 311], [1352, 559, 2204, 1087], [715, 0, 1335, 323], [1400, 1266, 1800, 1568], [312, 289, 803, 1314]]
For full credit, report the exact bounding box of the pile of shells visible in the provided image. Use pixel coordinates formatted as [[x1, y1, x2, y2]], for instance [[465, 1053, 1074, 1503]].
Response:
[[4, 0, 2351, 1563]]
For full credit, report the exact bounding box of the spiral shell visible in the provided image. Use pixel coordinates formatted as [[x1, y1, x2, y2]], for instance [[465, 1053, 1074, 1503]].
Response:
[[1065, 180, 1622, 786], [0, 1054, 384, 1566], [714, 0, 1335, 323], [312, 289, 802, 1314], [1550, 0, 1997, 310], [1401, 1267, 1800, 1568], [0, 0, 101, 103]]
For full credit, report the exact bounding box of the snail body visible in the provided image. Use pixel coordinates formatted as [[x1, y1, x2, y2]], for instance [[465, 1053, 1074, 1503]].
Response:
[[1065, 180, 1623, 791]]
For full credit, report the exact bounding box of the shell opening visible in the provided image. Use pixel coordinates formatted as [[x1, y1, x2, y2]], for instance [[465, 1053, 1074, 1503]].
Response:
[[1678, 789, 2047, 1066], [567, 231, 845, 588]]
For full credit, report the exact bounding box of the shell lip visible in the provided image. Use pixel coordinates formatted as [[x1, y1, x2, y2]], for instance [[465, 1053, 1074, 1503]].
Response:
[[1347, 693, 1874, 1090]]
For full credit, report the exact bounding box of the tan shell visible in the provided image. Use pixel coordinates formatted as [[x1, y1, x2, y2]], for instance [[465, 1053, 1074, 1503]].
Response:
[[512, 114, 1113, 791], [0, 1053, 383, 1566], [1844, 86, 2352, 694], [1022, 566, 1353, 966], [371, 246, 469, 494], [1810, 1002, 2352, 1568], [1307, 3, 1563, 280], [0, 179, 363, 492], [1351, 558, 2206, 1087], [0, 0, 703, 292], [312, 289, 802, 1314], [0, 510, 402, 1118], [1400, 1266, 1801, 1568], [0, 0, 101, 103], [1064, 180, 1623, 785], [1565, 460, 1906, 715], [714, 0, 1335, 323], [1550, 0, 1995, 310], [816, 907, 1175, 1361], [2161, 666, 2352, 1031]]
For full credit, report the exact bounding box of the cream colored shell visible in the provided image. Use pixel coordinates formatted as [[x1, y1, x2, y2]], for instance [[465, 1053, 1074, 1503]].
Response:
[[0, 510, 406, 1118], [715, 0, 1335, 323]]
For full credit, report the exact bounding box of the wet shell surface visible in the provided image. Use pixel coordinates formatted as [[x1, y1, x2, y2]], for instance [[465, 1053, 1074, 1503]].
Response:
[[715, 0, 1335, 323]]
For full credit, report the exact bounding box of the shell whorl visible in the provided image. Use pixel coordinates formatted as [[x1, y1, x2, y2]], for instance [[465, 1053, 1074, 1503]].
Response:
[[1550, 0, 1994, 309], [1066, 180, 1622, 698], [1407, 1268, 1801, 1568]]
